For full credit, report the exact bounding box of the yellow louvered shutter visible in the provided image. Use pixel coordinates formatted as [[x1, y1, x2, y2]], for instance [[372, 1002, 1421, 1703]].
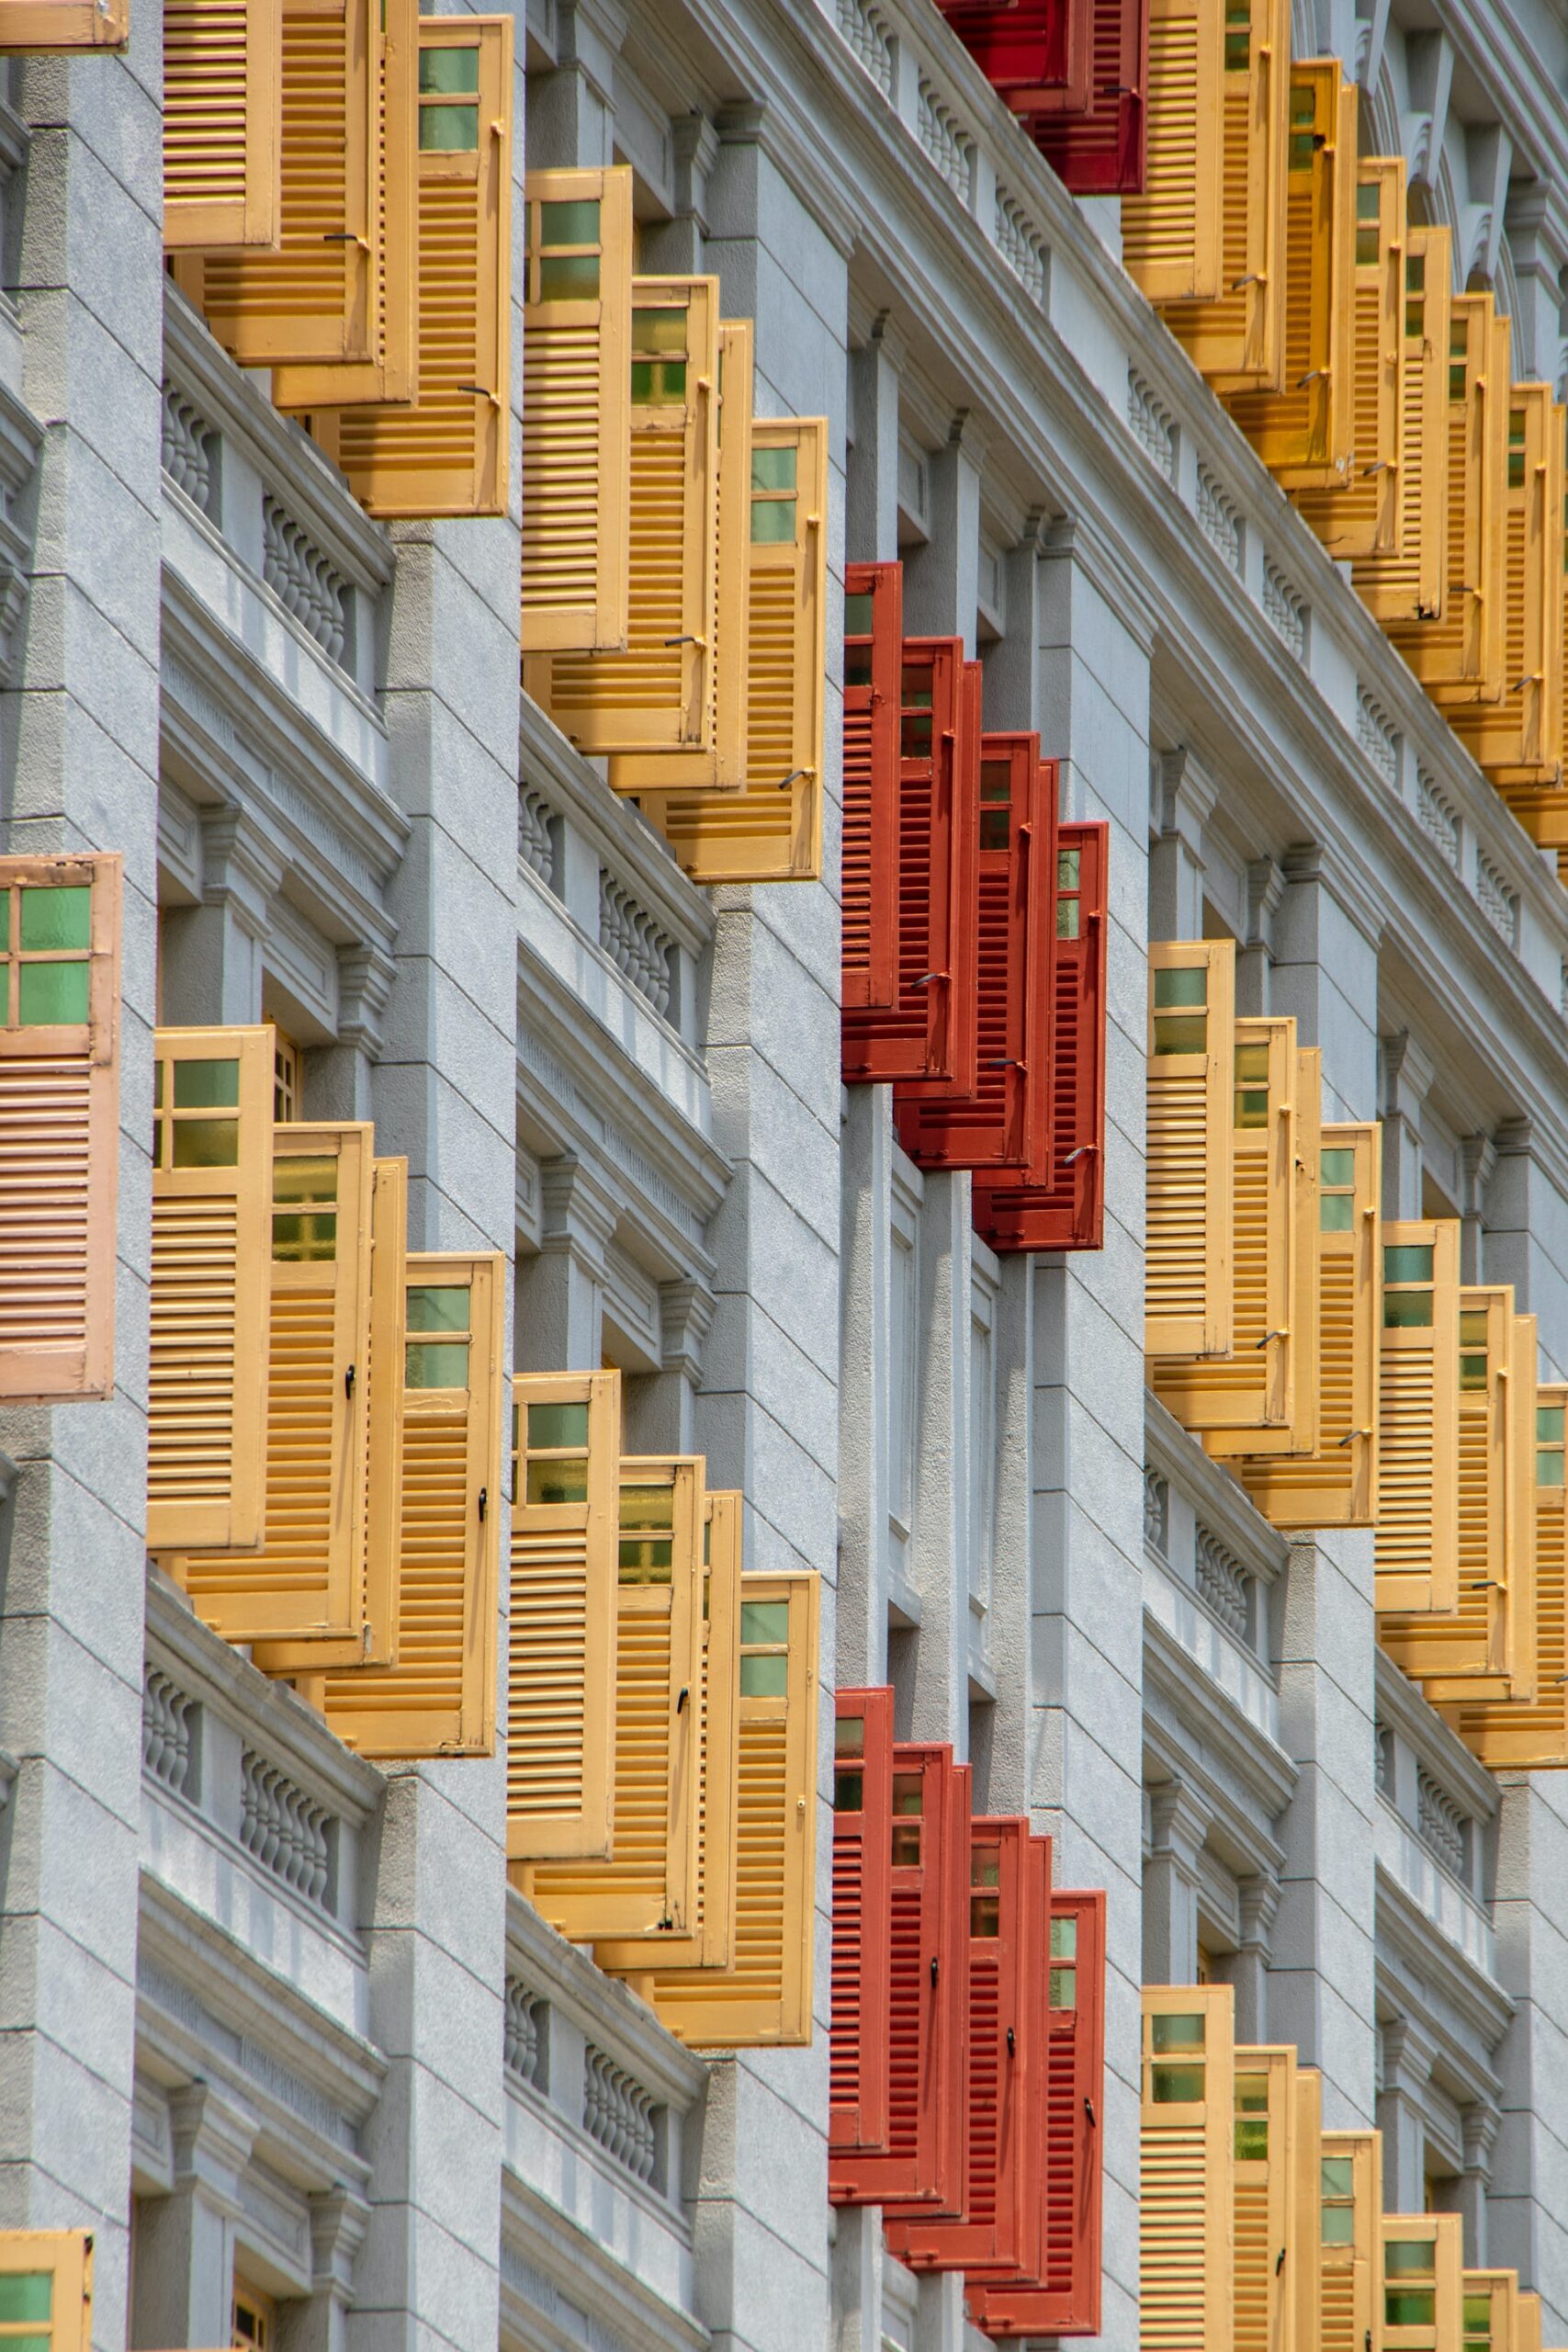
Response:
[[1122, 0, 1224, 303], [1224, 62, 1355, 484], [254, 1153, 407, 1672], [1319, 2129, 1380, 2352], [168, 1121, 375, 1642], [1156, 1015, 1297, 1437], [639, 415, 829, 883], [1233, 2043, 1297, 2352], [1210, 1045, 1322, 1464], [307, 15, 513, 518], [506, 1369, 620, 1860], [1518, 2290, 1544, 2352], [0, 854, 120, 1405], [0, 2230, 94, 2348], [1239, 1120, 1381, 1528], [164, 0, 283, 252], [1159, 0, 1289, 387], [597, 1487, 743, 1976], [1429, 1311, 1538, 1708], [0, 0, 125, 42], [1141, 1984, 1236, 2347], [1294, 156, 1405, 557], [1451, 383, 1562, 781], [314, 1250, 503, 1757], [525, 275, 720, 752], [1457, 1385, 1568, 1768], [1390, 299, 1509, 698], [646, 1570, 819, 2048], [1463, 2272, 1522, 2352], [1381, 2213, 1461, 2350], [1145, 939, 1236, 1359], [1290, 2069, 1323, 2352], [609, 318, 754, 794], [1352, 224, 1452, 624], [1372, 1219, 1461, 1615], [520, 166, 634, 656], [1491, 397, 1568, 804], [146, 1026, 274, 1554]]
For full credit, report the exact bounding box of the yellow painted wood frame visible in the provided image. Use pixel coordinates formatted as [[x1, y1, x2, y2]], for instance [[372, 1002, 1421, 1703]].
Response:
[[1451, 383, 1563, 782], [1456, 1383, 1568, 1768], [164, 0, 283, 251], [1145, 938, 1236, 1360], [1391, 299, 1509, 700], [1372, 1218, 1461, 1614], [1232, 2042, 1298, 2352], [1463, 2269, 1523, 2352], [1380, 2212, 1462, 2351], [0, 2229, 94, 2348], [1141, 1984, 1236, 2348], [1160, 0, 1290, 389], [1295, 156, 1405, 557], [1353, 223, 1452, 625], [1122, 0, 1225, 303], [0, 0, 125, 44], [1210, 1045, 1322, 1463], [1318, 2127, 1380, 2352], [1431, 1309, 1537, 1707], [1289, 2068, 1324, 2352]]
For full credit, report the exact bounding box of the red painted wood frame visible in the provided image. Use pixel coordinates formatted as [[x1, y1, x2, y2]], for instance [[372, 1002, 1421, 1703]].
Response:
[[966, 1884, 1106, 2338], [894, 738, 1056, 1182], [829, 1686, 894, 2172], [840, 562, 903, 1019], [841, 639, 979, 1092], [1025, 0, 1147, 195], [832, 1741, 971, 2213], [974, 820, 1108, 1253], [935, 0, 1091, 111]]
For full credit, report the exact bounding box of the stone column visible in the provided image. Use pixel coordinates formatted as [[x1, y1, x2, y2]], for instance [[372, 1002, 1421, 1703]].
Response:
[[1143, 1781, 1211, 1986], [307, 943, 395, 1125], [276, 2188, 370, 2352], [845, 311, 904, 568], [1377, 2018, 1436, 2214], [1488, 1770, 1568, 2331], [130, 2084, 258, 2349], [1270, 840, 1385, 1117], [1147, 749, 1215, 945], [975, 1250, 1033, 1816], [640, 111, 718, 277], [1231, 1872, 1280, 2043], [524, 0, 622, 171], [517, 1153, 615, 1373], [904, 1172, 976, 1755], [159, 806, 281, 1027], [1457, 2103, 1497, 2268], [1379, 1032, 1434, 1223], [901, 413, 985, 654], [1235, 857, 1283, 1019], [979, 521, 1047, 733], [623, 1278, 715, 1453], [1483, 1121, 1568, 1357], [836, 1082, 894, 1690], [1459, 1133, 1496, 1285]]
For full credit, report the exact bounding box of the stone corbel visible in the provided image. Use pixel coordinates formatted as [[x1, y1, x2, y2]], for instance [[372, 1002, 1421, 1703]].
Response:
[[334, 941, 396, 1063], [671, 113, 720, 239], [199, 805, 286, 947], [1458, 1133, 1496, 1283], [658, 1276, 715, 1386]]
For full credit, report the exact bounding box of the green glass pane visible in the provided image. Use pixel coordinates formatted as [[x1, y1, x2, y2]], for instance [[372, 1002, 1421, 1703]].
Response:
[[420, 41, 479, 87], [1463, 2293, 1494, 2326], [891, 1822, 921, 1865], [1461, 1309, 1489, 1345], [0, 965, 8, 1023], [1537, 1451, 1565, 1487], [619, 1538, 672, 1582], [173, 1118, 239, 1169], [1385, 2241, 1434, 2278], [419, 104, 479, 149], [901, 713, 933, 758], [621, 1482, 674, 1533], [1058, 900, 1081, 941], [1320, 2206, 1354, 2245], [970, 1893, 1000, 1937], [1224, 27, 1248, 67], [1539, 1407, 1565, 1442], [19, 883, 90, 950], [1321, 2158, 1354, 2197], [752, 445, 798, 493], [1154, 967, 1206, 1009], [972, 1849, 1001, 1887], [844, 647, 873, 689], [740, 1651, 789, 1697], [1407, 255, 1426, 292], [0, 2335, 51, 2350], [1235, 2120, 1269, 2161], [540, 198, 600, 245], [1289, 131, 1314, 169], [632, 308, 688, 355], [528, 1401, 589, 1449], [275, 1155, 337, 1204], [1151, 2011, 1205, 2052], [1049, 1965, 1077, 2008], [528, 1457, 587, 1505], [1058, 848, 1081, 889], [1153, 1013, 1207, 1055], [1152, 2063, 1206, 2102], [1384, 1244, 1435, 1283], [843, 593, 874, 637], [272, 1211, 337, 1262], [1321, 1193, 1354, 1232], [892, 1772, 923, 1815], [1450, 362, 1468, 401], [750, 497, 797, 544], [406, 1339, 468, 1389], [901, 667, 934, 708], [835, 1714, 864, 1755], [1235, 1042, 1269, 1081], [1235, 1088, 1269, 1130], [1050, 1916, 1077, 1959], [1386, 2291, 1436, 2325], [835, 1769, 864, 1811], [980, 763, 1012, 802], [1320, 1148, 1356, 1186], [1384, 1291, 1434, 1329], [17, 959, 88, 1024], [1235, 2074, 1269, 2110], [979, 810, 1011, 852], [1289, 85, 1314, 124], [173, 1056, 240, 1109], [1460, 1351, 1488, 1392], [0, 2273, 51, 2321], [741, 1600, 789, 1645], [539, 253, 600, 300], [632, 358, 687, 401], [408, 1284, 470, 1335]]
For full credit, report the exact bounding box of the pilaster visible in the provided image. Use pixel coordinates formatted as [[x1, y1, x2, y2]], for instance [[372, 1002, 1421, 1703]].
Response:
[[159, 806, 282, 1027], [1380, 1031, 1436, 1224], [1142, 1780, 1212, 1985], [901, 412, 986, 655], [519, 1153, 617, 1373], [1148, 750, 1216, 945], [130, 2083, 259, 2349], [845, 311, 905, 567], [1378, 2017, 1438, 2213]]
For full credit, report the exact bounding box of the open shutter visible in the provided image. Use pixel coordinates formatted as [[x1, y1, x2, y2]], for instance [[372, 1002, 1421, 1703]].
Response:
[[525, 1454, 705, 1942], [1239, 1120, 1382, 1526], [164, 0, 282, 251], [840, 560, 905, 1018], [1493, 400, 1568, 800], [1026, 0, 1146, 194], [1387, 296, 1507, 694], [1122, 0, 1224, 301], [1518, 2290, 1544, 2352], [1145, 937, 1235, 1358], [1141, 1984, 1236, 2349], [646, 1569, 819, 2048], [973, 820, 1108, 1255], [1160, 0, 1290, 389], [0, 2231, 93, 2348], [147, 1025, 273, 1554], [1352, 223, 1453, 625], [1291, 2069, 1325, 2352], [505, 1369, 620, 1860], [1372, 1219, 1461, 1614], [1232, 2043, 1298, 2352], [639, 415, 829, 883], [1456, 1384, 1568, 1768], [1155, 1014, 1297, 1437], [306, 16, 513, 518], [314, 1250, 502, 1758], [1381, 2213, 1462, 2352], [254, 1153, 407, 1672], [895, 738, 1055, 1180], [1462, 2272, 1522, 2352], [0, 854, 119, 1404], [172, 1120, 375, 1643], [519, 166, 634, 656], [938, 0, 1090, 110], [1212, 1043, 1321, 1462], [1444, 1310, 1538, 1706], [0, 0, 125, 42], [1450, 384, 1563, 782], [829, 1684, 896, 2169], [1295, 155, 1406, 556], [1319, 2129, 1380, 2352]]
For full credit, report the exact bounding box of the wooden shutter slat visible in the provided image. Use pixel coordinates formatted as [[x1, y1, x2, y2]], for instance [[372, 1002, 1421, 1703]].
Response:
[[1372, 1217, 1461, 1615], [1159, 0, 1290, 389], [1295, 156, 1406, 556], [1319, 2128, 1380, 2352], [829, 1684, 896, 2169], [1145, 937, 1235, 1357], [0, 2230, 94, 2350], [1121, 0, 1224, 300], [1450, 383, 1563, 782], [1435, 1310, 1538, 1705], [840, 559, 905, 1018], [0, 0, 126, 42], [146, 1024, 274, 1554], [520, 165, 634, 656], [1025, 0, 1146, 194], [1352, 223, 1453, 625], [0, 854, 120, 1404], [1385, 296, 1506, 687], [1141, 1984, 1235, 2347], [164, 0, 283, 251], [1456, 1380, 1568, 1766]]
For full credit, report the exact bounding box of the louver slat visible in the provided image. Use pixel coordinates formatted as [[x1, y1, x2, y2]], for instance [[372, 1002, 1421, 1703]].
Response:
[[638, 416, 829, 883], [1319, 2129, 1380, 2352], [506, 1369, 620, 1860], [938, 0, 1089, 110], [0, 2231, 93, 2350], [1140, 1984, 1236, 2350], [1121, 0, 1224, 300], [306, 16, 512, 517], [1145, 937, 1235, 1357], [146, 1025, 274, 1554], [647, 1570, 819, 2048], [1211, 1044, 1322, 1463], [840, 560, 905, 1018], [1295, 155, 1406, 556], [0, 854, 120, 1404], [313, 1251, 503, 1758], [1457, 1382, 1568, 1766], [1025, 0, 1146, 195], [519, 166, 634, 656], [1452, 384, 1563, 782], [1387, 296, 1506, 690], [1372, 1218, 1461, 1615], [829, 1685, 896, 2170], [171, 1121, 376, 1644], [1379, 2211, 1462, 2351], [1352, 224, 1453, 625], [1159, 0, 1289, 390], [164, 0, 283, 251], [972, 820, 1108, 1255]]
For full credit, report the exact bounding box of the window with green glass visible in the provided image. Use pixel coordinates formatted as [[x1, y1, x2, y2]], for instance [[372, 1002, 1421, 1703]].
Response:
[[1405, 253, 1426, 344], [0, 874, 95, 1032], [1235, 1039, 1270, 1129], [1057, 845, 1082, 941], [405, 1283, 470, 1389], [1320, 1144, 1357, 1231], [1459, 1307, 1490, 1393], [272, 1153, 337, 1263], [843, 591, 874, 690], [979, 760, 1012, 853], [834, 1712, 864, 1811], [619, 1478, 674, 1584], [154, 1048, 242, 1170], [528, 195, 602, 303], [1149, 2009, 1206, 2102], [1320, 2154, 1356, 2245], [1049, 1911, 1077, 2008], [1235, 2073, 1269, 2162], [417, 40, 479, 149], [522, 1396, 590, 1504], [970, 1843, 1001, 1938], [1509, 409, 1527, 492], [1384, 1242, 1436, 1328], [1288, 83, 1316, 171], [1462, 2290, 1494, 2348], [750, 441, 798, 544], [739, 1595, 790, 1696], [1538, 1403, 1565, 1487], [1223, 0, 1249, 70], [631, 302, 689, 403], [1385, 2237, 1435, 2324], [1450, 317, 1469, 404], [1356, 180, 1382, 267], [0, 2263, 53, 2339], [1153, 963, 1208, 1056], [890, 1770, 923, 1866], [900, 663, 935, 760]]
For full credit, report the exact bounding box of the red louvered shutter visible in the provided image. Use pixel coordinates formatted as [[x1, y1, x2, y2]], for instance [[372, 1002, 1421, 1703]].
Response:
[[840, 562, 904, 1020], [894, 740, 1056, 1181], [973, 820, 1107, 1252], [829, 1686, 895, 2173], [1026, 0, 1148, 194], [937, 0, 1091, 110]]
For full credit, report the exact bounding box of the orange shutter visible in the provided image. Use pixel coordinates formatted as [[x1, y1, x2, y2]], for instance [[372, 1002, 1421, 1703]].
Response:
[[1352, 223, 1452, 624], [254, 1153, 407, 1672], [524, 1453, 705, 1943], [1141, 1984, 1236, 2347], [519, 166, 635, 656], [1319, 2129, 1380, 2352], [1145, 938, 1236, 1358], [1451, 383, 1563, 782], [0, 854, 120, 1404], [1122, 0, 1224, 303], [306, 16, 513, 517], [1380, 2212, 1462, 2350], [1239, 1120, 1381, 1528], [164, 0, 283, 251], [1295, 155, 1406, 556], [1388, 297, 1508, 695], [1232, 2042, 1298, 2352], [0, 2230, 94, 2348], [1372, 1219, 1461, 1615], [638, 414, 829, 883], [315, 1250, 503, 1757], [171, 1120, 375, 1643], [1159, 0, 1289, 388], [1457, 1383, 1568, 1768], [1155, 1014, 1297, 1437], [506, 1369, 621, 1860], [0, 0, 125, 40], [146, 1025, 274, 1554], [646, 1570, 820, 2048], [1210, 1044, 1322, 1464]]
